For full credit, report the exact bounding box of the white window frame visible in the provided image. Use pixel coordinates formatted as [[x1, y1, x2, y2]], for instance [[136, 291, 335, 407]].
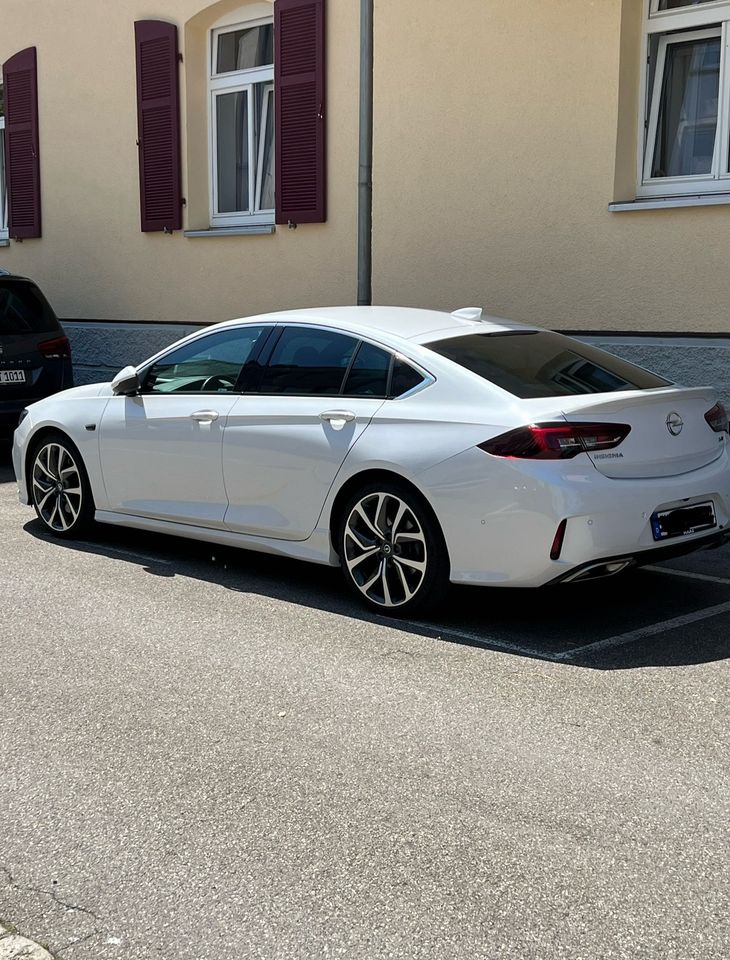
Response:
[[0, 114, 7, 241], [638, 0, 730, 197], [208, 18, 274, 227]]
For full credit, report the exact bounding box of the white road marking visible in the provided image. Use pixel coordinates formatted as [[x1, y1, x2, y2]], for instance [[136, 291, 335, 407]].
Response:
[[93, 544, 173, 566], [557, 599, 730, 660], [644, 564, 730, 586], [398, 618, 554, 660]]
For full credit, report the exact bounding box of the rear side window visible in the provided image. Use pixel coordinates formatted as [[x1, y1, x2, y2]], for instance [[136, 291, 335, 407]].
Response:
[[391, 357, 427, 397], [427, 330, 671, 399], [343, 341, 391, 397], [260, 327, 358, 396], [0, 281, 59, 336]]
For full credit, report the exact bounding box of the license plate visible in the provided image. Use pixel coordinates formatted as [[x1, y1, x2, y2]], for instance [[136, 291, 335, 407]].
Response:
[[651, 501, 717, 541], [0, 370, 26, 384]]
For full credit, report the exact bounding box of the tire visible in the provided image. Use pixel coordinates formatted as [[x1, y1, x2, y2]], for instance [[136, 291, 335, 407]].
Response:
[[28, 432, 95, 539], [336, 480, 449, 617]]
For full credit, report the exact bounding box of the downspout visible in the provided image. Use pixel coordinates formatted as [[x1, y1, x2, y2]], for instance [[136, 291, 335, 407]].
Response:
[[357, 0, 374, 305]]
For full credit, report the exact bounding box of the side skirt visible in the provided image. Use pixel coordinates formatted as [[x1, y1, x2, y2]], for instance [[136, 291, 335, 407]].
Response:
[[94, 510, 339, 567]]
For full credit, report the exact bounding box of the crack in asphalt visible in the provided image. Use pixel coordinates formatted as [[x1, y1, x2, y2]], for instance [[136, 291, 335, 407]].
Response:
[[1, 864, 103, 956]]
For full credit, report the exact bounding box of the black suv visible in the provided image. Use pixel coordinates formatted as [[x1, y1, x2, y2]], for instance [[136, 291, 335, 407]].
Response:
[[0, 271, 73, 434]]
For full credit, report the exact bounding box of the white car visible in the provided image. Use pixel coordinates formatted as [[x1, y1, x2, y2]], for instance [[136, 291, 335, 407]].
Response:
[[12, 306, 730, 615]]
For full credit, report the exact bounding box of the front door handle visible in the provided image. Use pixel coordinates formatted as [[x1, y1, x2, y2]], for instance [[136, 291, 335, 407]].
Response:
[[191, 410, 220, 423], [320, 410, 356, 424]]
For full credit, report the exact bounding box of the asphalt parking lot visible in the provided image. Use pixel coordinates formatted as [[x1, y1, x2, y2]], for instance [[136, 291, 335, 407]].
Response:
[[1, 439, 728, 959]]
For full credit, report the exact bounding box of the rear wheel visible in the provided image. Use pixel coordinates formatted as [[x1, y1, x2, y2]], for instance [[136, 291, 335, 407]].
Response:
[[337, 482, 449, 617], [29, 433, 94, 538]]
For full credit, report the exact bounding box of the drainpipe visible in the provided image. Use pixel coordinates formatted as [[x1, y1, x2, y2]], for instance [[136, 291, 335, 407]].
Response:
[[357, 0, 374, 306]]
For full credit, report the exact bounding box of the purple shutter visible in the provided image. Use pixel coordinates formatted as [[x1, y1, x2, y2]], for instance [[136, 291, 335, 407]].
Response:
[[274, 0, 326, 224], [134, 20, 182, 232], [2, 47, 41, 240]]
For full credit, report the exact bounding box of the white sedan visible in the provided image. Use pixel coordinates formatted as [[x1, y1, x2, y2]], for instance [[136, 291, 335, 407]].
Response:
[[12, 306, 730, 615]]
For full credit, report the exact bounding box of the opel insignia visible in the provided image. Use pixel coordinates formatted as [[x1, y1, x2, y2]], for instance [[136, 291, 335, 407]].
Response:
[[12, 307, 730, 615]]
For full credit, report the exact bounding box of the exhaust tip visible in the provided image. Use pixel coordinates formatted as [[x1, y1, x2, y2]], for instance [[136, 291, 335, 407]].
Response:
[[563, 559, 634, 583]]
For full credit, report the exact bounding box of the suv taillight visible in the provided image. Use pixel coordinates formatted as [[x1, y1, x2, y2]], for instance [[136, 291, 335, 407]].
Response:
[[38, 336, 71, 359], [704, 402, 729, 434], [479, 422, 631, 460]]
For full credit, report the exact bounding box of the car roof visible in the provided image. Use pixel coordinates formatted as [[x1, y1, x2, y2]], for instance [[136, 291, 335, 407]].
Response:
[[217, 306, 538, 346]]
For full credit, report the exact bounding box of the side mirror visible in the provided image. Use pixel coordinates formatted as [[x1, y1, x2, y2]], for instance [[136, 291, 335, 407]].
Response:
[[111, 365, 142, 396]]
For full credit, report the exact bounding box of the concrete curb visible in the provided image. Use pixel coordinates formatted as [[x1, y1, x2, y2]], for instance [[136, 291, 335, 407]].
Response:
[[0, 925, 54, 960]]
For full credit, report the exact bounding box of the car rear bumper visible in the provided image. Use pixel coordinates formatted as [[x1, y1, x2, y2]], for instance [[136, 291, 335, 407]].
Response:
[[544, 527, 730, 585], [420, 446, 730, 587]]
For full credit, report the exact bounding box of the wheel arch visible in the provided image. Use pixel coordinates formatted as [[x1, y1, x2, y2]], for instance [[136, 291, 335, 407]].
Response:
[[24, 426, 92, 506], [328, 468, 451, 570]]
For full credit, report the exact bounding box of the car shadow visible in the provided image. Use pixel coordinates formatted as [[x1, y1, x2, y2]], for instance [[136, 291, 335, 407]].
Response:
[[16, 509, 730, 672], [3, 435, 728, 672]]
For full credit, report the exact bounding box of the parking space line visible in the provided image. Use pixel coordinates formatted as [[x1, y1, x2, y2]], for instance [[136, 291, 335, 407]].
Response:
[[87, 544, 173, 566], [398, 619, 556, 660], [644, 565, 730, 586], [557, 600, 730, 660]]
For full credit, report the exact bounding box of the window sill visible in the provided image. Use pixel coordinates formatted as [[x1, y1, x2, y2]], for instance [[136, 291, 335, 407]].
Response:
[[609, 194, 730, 213], [184, 225, 275, 238]]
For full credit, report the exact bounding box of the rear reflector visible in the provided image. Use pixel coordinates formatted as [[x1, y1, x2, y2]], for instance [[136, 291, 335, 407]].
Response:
[[705, 402, 729, 434], [38, 336, 71, 359], [479, 422, 631, 460], [550, 519, 568, 561]]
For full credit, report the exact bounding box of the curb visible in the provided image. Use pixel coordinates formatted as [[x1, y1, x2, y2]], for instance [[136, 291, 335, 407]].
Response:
[[0, 925, 54, 960]]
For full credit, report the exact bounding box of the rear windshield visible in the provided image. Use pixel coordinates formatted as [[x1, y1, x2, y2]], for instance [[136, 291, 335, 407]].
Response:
[[0, 280, 60, 336], [427, 330, 671, 399]]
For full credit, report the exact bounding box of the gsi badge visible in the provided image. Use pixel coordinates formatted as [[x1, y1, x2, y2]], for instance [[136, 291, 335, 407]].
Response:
[[666, 412, 684, 436]]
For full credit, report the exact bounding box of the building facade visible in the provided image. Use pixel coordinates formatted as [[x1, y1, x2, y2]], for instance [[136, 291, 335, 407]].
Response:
[[1, 0, 729, 395]]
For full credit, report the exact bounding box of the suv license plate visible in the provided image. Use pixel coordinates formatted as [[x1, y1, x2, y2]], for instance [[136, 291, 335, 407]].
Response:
[[0, 370, 26, 384], [651, 501, 717, 541]]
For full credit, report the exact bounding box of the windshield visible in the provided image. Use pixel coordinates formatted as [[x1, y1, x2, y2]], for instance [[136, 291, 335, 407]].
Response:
[[0, 280, 60, 336], [426, 330, 671, 399]]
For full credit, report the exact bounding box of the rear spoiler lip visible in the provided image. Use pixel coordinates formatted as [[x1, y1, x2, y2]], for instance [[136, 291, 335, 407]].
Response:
[[526, 387, 719, 420]]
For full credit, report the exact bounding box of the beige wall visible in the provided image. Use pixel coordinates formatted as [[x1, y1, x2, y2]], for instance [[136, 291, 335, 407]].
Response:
[[0, 0, 359, 323], [372, 0, 730, 334], [1, 0, 729, 333]]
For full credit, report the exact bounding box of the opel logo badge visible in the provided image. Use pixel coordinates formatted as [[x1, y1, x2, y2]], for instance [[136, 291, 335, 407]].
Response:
[[666, 412, 683, 436]]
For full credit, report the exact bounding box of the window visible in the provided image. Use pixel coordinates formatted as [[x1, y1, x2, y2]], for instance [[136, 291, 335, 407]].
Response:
[[0, 83, 7, 242], [259, 327, 359, 396], [143, 326, 267, 394], [0, 279, 59, 335], [390, 358, 428, 398], [640, 0, 730, 197], [209, 20, 274, 226], [342, 342, 392, 397], [427, 331, 670, 399]]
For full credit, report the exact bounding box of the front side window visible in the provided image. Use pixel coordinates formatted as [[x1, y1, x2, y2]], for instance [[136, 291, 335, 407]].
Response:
[[0, 83, 7, 241], [143, 326, 266, 394], [209, 20, 274, 226], [641, 1, 730, 197]]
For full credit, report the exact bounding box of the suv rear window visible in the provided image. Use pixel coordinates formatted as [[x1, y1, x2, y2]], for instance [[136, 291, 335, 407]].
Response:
[[0, 280, 60, 336], [427, 330, 670, 399]]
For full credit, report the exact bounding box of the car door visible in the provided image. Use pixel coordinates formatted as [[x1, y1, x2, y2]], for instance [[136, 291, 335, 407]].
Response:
[[99, 324, 270, 526], [222, 327, 391, 540]]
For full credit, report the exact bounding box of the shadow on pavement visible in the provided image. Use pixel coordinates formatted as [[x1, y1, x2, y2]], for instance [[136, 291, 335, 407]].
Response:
[[3, 440, 729, 672]]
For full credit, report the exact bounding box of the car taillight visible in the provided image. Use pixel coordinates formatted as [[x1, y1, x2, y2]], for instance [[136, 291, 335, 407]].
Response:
[[38, 336, 71, 359], [550, 519, 568, 560], [704, 402, 729, 434], [478, 422, 631, 460]]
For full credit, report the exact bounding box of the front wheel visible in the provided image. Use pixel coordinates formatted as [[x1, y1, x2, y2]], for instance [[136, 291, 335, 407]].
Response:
[[29, 433, 95, 538], [337, 482, 449, 617]]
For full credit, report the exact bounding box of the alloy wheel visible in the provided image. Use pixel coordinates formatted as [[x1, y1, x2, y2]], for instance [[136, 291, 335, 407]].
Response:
[[343, 492, 428, 608], [32, 442, 84, 533]]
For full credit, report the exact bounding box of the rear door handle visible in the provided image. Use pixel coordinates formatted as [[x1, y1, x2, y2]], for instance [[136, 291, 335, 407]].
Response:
[[320, 410, 356, 430], [191, 410, 220, 422]]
